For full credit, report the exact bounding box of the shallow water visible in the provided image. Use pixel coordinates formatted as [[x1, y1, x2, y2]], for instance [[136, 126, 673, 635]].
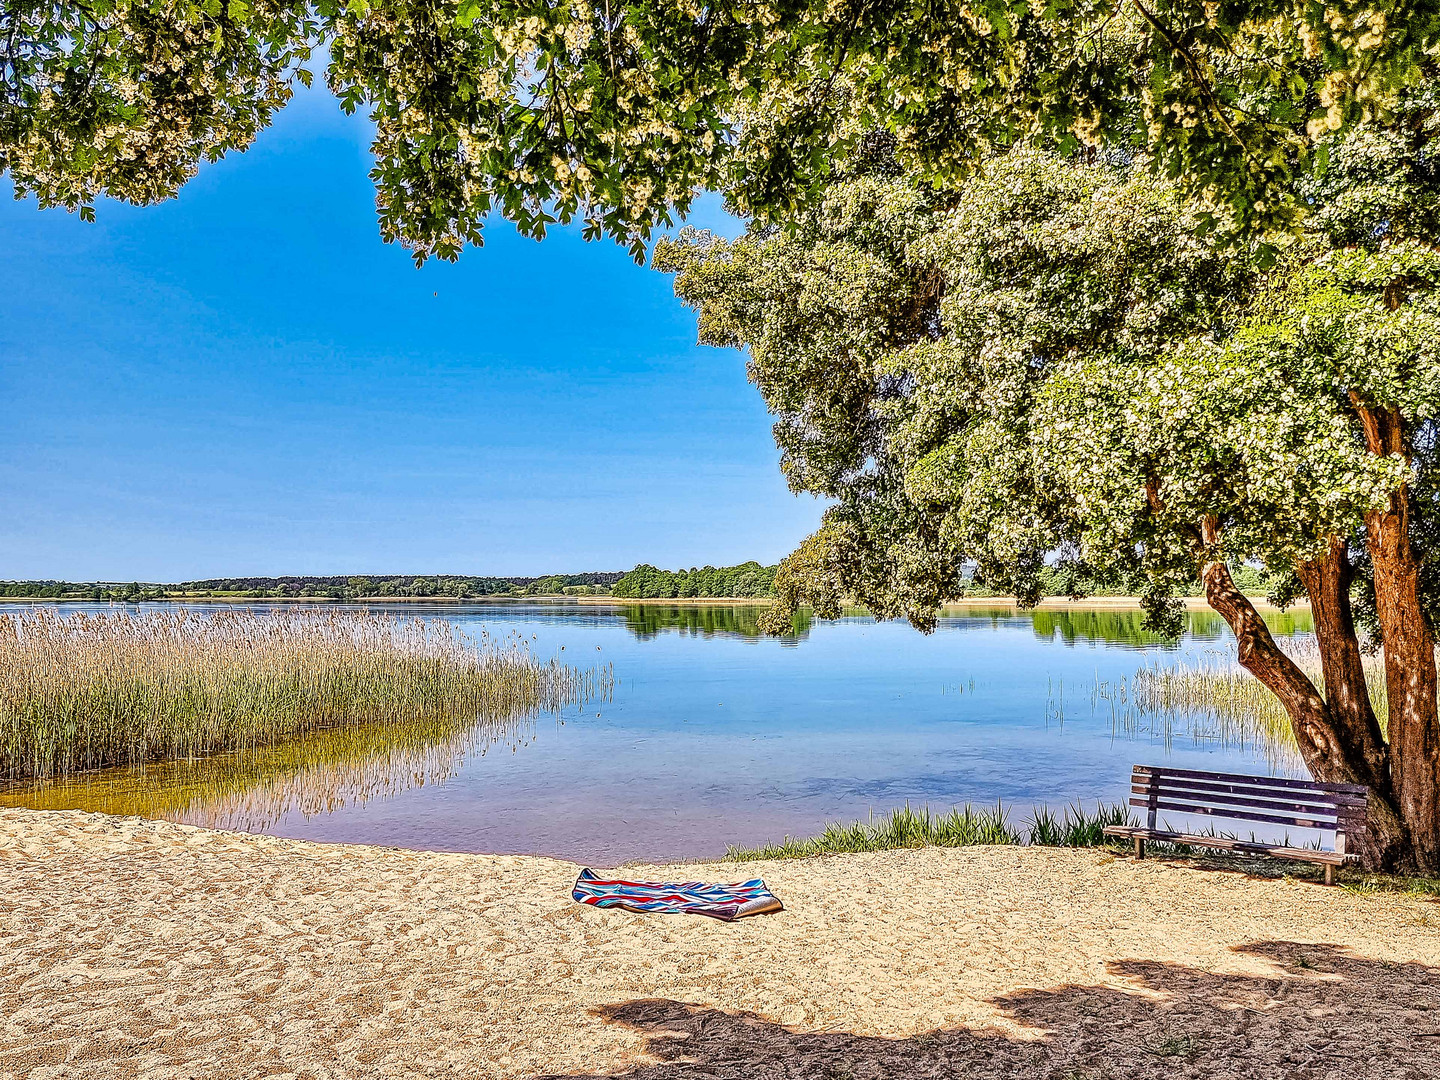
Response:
[[2, 600, 1313, 863]]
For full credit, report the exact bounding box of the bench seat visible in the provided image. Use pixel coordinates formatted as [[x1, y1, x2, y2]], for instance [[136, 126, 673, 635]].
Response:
[[1101, 765, 1368, 884], [1100, 824, 1353, 866]]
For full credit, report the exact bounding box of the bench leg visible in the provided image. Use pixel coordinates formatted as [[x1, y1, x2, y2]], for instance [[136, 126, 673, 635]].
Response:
[[1134, 837, 1146, 860], [1324, 863, 1335, 886]]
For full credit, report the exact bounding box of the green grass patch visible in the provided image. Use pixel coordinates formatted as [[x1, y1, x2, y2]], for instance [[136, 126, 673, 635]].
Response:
[[725, 802, 1024, 861], [725, 801, 1137, 861], [726, 799, 1440, 897], [1025, 801, 1134, 847]]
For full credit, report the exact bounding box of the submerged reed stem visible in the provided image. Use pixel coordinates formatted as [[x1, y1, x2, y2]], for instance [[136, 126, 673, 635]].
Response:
[[1103, 638, 1389, 767]]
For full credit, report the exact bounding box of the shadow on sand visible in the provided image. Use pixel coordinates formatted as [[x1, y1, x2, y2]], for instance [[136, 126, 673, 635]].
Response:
[[540, 941, 1440, 1079]]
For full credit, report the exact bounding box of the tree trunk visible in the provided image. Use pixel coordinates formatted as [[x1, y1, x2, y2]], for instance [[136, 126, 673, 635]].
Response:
[[1200, 541, 1410, 869], [1294, 537, 1392, 793], [1294, 536, 1411, 869], [1352, 403, 1440, 874]]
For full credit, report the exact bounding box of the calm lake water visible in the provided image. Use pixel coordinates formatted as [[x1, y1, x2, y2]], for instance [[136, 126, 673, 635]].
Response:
[[2, 601, 1314, 864]]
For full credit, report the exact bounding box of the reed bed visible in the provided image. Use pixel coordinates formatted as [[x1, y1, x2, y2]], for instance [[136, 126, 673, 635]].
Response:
[[1095, 638, 1389, 769], [0, 608, 611, 779]]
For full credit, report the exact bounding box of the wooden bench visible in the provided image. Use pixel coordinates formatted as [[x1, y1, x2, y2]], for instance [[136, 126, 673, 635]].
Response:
[[1101, 765, 1367, 885]]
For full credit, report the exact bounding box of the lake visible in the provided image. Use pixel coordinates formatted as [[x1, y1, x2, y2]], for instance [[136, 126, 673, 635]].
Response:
[[0, 600, 1313, 864]]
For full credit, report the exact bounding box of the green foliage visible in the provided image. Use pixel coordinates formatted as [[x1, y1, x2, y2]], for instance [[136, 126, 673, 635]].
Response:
[[4, 3, 1437, 259], [1, 581, 83, 599], [661, 130, 1440, 636], [611, 561, 776, 599], [0, 0, 319, 215]]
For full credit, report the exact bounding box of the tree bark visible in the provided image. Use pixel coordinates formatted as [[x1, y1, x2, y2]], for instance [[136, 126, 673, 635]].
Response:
[[1200, 533, 1410, 869], [1294, 537, 1392, 794], [1294, 536, 1411, 869], [1352, 402, 1440, 874]]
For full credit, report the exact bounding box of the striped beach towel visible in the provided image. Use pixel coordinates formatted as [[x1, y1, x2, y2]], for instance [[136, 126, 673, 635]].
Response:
[[571, 868, 783, 921]]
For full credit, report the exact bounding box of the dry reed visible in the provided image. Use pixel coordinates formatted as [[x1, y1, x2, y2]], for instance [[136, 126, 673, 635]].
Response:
[[0, 608, 611, 779], [1136, 639, 1389, 729], [1094, 639, 1391, 770]]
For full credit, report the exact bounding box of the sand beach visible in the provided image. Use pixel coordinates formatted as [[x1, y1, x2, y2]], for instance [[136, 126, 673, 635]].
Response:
[[2, 808, 1437, 1078]]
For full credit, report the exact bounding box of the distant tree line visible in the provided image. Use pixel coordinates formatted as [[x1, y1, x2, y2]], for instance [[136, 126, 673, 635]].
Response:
[[178, 573, 624, 599], [2, 564, 1274, 603], [0, 581, 164, 601], [0, 573, 624, 601], [608, 560, 1274, 602], [612, 563, 778, 599]]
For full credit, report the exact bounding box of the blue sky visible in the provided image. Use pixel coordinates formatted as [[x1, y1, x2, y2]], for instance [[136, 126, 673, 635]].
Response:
[[0, 83, 824, 581]]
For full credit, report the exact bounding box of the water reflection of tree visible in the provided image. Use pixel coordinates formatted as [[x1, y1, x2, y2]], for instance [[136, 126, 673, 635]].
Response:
[[621, 605, 812, 641], [620, 603, 1313, 647], [1027, 608, 1313, 648], [1028, 609, 1217, 647]]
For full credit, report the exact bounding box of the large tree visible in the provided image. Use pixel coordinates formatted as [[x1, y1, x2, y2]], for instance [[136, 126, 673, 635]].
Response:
[[655, 130, 1440, 872], [3, 3, 1437, 257], [5, 1, 1440, 867]]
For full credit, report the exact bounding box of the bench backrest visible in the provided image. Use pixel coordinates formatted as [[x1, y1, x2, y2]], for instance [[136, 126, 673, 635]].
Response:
[[1129, 765, 1368, 855]]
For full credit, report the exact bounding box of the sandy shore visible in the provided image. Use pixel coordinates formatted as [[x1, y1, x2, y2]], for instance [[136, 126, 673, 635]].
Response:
[[2, 809, 1435, 1079]]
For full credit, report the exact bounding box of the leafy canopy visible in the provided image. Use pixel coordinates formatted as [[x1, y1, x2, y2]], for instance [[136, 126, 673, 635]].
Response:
[[3, 2, 1437, 259], [655, 127, 1440, 632]]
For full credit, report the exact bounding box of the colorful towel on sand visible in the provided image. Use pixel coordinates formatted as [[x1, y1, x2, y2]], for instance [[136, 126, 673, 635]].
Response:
[[571, 868, 783, 921]]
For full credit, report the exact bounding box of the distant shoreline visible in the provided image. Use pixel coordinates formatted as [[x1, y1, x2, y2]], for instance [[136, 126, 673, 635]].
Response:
[[0, 593, 1308, 611]]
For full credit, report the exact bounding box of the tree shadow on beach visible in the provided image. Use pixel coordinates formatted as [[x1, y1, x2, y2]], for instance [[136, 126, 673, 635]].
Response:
[[537, 941, 1440, 1080]]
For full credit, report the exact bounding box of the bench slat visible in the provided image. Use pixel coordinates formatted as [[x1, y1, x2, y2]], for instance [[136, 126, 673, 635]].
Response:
[[1132, 765, 1367, 796], [1130, 783, 1345, 818], [1132, 774, 1366, 808], [1128, 796, 1339, 830], [1102, 825, 1352, 865]]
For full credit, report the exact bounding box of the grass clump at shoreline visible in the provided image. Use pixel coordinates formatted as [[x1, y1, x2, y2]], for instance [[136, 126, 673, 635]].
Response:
[[725, 801, 1440, 893], [1026, 801, 1134, 847], [0, 608, 611, 780], [725, 801, 1131, 861]]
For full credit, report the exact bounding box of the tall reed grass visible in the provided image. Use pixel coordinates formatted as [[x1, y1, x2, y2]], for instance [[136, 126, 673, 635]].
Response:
[[0, 608, 611, 779], [1095, 638, 1389, 769]]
